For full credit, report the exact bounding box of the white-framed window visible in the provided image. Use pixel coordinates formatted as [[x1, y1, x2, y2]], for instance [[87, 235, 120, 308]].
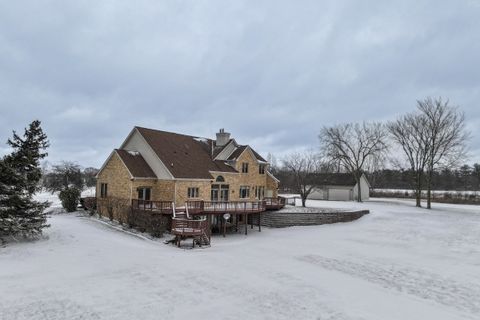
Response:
[[255, 186, 265, 199], [241, 162, 249, 173], [188, 187, 199, 198], [138, 187, 151, 201], [259, 164, 265, 174], [100, 183, 108, 198], [239, 186, 250, 198]]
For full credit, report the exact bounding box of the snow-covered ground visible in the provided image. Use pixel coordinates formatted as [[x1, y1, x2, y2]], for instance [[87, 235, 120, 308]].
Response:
[[1, 197, 479, 320]]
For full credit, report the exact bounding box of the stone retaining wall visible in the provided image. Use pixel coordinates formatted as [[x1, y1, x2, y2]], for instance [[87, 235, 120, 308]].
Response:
[[255, 210, 369, 228]]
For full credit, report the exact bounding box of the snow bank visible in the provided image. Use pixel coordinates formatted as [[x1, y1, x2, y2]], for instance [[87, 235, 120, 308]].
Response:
[[1, 196, 479, 320]]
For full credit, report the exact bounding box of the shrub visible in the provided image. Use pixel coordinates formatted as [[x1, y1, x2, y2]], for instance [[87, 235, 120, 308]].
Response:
[[82, 197, 97, 216], [59, 187, 81, 212]]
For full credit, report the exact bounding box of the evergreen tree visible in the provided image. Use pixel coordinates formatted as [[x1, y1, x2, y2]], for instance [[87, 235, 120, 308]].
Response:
[[0, 120, 50, 241]]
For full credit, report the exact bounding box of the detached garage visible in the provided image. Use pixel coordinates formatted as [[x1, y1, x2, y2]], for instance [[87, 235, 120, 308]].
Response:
[[307, 173, 370, 201]]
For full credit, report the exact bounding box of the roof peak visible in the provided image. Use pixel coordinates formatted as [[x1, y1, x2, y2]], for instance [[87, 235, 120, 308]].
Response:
[[135, 126, 212, 142]]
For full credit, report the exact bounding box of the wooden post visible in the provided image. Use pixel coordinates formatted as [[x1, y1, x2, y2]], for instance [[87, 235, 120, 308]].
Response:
[[207, 214, 211, 242], [244, 214, 248, 235], [258, 213, 261, 232], [222, 217, 225, 237]]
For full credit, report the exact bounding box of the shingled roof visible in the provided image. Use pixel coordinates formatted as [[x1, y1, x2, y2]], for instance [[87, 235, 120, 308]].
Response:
[[115, 149, 157, 178], [312, 173, 358, 186], [227, 145, 267, 162], [135, 127, 238, 179]]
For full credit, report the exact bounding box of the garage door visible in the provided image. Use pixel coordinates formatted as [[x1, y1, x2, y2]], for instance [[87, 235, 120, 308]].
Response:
[[328, 188, 352, 201]]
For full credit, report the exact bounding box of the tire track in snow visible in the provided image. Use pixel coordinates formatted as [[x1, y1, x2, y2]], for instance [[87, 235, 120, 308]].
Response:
[[298, 255, 480, 317]]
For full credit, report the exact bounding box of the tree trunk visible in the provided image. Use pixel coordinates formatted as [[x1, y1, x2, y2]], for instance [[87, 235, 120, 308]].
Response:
[[357, 179, 362, 202], [301, 196, 306, 207], [415, 171, 422, 207], [426, 170, 432, 209]]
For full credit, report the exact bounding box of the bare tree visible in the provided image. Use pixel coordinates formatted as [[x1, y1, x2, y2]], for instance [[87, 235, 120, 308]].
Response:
[[418, 97, 469, 209], [282, 151, 322, 207], [388, 112, 430, 207], [319, 122, 388, 202], [43, 161, 84, 192]]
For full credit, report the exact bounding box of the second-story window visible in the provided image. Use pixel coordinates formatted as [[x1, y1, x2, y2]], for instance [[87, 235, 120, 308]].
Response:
[[259, 164, 265, 174], [188, 187, 199, 198], [241, 162, 249, 173]]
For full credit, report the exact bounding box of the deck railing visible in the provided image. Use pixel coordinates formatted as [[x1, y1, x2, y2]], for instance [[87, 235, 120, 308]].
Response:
[[171, 218, 209, 236], [186, 200, 266, 214], [133, 199, 267, 215], [131, 199, 174, 214], [263, 197, 286, 210]]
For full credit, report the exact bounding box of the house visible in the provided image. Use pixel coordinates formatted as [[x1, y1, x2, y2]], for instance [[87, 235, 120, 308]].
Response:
[[95, 127, 279, 222], [307, 173, 370, 201]]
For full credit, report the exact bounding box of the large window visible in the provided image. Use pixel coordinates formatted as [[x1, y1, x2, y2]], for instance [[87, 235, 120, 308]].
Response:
[[100, 183, 108, 198], [241, 162, 249, 173], [188, 187, 199, 198], [255, 186, 265, 199], [137, 187, 151, 201], [259, 164, 265, 174], [239, 186, 250, 199]]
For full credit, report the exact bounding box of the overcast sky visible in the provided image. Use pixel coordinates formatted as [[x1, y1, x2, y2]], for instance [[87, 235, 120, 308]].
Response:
[[1, 1, 479, 168]]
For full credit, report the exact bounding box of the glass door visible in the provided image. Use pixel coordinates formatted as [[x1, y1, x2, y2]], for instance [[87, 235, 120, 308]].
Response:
[[211, 184, 219, 201], [220, 185, 229, 201]]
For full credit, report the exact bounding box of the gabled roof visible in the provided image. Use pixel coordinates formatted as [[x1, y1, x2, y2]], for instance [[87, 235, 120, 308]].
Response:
[[212, 139, 234, 158], [227, 145, 247, 160], [312, 173, 359, 187], [227, 145, 267, 162], [115, 149, 157, 178], [135, 127, 237, 179]]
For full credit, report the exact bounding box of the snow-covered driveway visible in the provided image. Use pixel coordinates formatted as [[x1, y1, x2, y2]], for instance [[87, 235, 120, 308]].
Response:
[[1, 199, 479, 320]]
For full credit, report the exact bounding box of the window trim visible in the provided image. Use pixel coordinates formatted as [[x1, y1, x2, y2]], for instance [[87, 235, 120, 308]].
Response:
[[188, 187, 200, 198], [241, 162, 249, 173], [259, 164, 265, 174], [239, 186, 250, 199], [137, 187, 151, 201], [100, 183, 108, 198]]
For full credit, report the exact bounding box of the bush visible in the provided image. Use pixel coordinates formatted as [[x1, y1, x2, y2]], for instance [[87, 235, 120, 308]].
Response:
[[82, 197, 97, 216], [59, 187, 81, 212]]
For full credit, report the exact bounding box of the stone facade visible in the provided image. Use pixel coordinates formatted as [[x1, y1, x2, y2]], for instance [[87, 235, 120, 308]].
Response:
[[96, 143, 280, 220], [174, 180, 211, 206]]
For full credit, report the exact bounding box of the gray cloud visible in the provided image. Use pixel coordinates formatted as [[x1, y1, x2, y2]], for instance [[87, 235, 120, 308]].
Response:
[[1, 0, 479, 167]]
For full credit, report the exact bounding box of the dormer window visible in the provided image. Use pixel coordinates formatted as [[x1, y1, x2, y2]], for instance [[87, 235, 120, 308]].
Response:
[[241, 162, 249, 173]]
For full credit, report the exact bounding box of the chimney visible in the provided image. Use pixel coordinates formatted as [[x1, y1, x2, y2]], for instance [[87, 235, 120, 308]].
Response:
[[215, 128, 231, 147]]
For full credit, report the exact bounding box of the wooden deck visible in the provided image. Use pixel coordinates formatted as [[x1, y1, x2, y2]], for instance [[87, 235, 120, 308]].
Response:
[[131, 199, 175, 214], [130, 198, 284, 245], [186, 200, 266, 215], [171, 217, 210, 247], [131, 198, 289, 214], [264, 197, 286, 210]]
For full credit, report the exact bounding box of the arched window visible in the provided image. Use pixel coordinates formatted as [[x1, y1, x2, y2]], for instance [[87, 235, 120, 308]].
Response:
[[216, 175, 225, 183]]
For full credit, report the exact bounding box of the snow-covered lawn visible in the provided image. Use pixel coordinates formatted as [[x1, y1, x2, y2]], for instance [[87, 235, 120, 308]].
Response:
[[1, 198, 479, 320]]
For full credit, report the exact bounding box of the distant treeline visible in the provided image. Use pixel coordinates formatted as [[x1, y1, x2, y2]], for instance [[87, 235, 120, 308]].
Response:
[[273, 163, 480, 192], [367, 164, 480, 191]]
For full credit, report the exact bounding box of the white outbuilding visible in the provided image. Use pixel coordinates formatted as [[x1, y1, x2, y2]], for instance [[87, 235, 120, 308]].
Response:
[[307, 173, 371, 201]]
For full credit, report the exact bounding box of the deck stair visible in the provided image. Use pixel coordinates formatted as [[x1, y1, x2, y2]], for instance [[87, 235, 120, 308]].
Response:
[[171, 202, 210, 248]]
